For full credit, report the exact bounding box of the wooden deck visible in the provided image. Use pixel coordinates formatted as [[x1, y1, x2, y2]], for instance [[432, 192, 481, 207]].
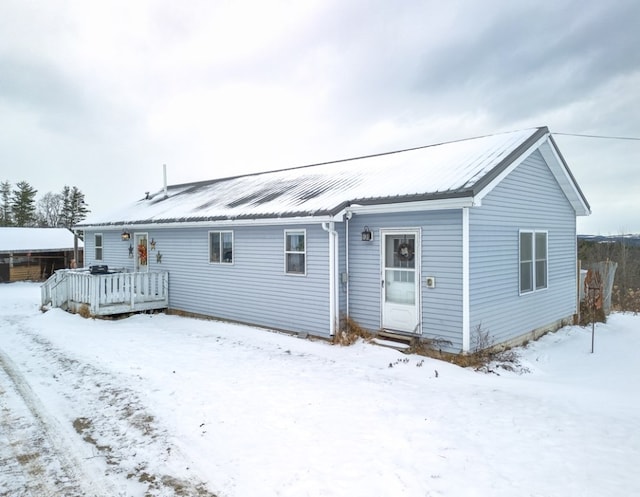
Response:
[[41, 269, 169, 316]]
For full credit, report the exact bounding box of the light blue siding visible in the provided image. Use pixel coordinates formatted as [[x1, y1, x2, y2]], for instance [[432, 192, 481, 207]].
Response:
[[469, 150, 577, 348], [83, 223, 333, 337], [347, 210, 464, 349], [84, 231, 137, 271], [80, 147, 580, 352]]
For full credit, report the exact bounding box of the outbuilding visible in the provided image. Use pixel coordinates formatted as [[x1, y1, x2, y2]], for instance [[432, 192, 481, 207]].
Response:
[[0, 227, 81, 282], [75, 127, 590, 353]]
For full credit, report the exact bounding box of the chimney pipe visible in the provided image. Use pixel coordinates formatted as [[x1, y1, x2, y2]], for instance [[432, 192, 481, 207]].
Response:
[[163, 164, 168, 198]]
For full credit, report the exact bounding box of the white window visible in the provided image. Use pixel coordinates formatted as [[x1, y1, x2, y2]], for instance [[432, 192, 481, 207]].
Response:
[[285, 230, 306, 275], [94, 233, 103, 261], [209, 231, 233, 264], [519, 230, 547, 294]]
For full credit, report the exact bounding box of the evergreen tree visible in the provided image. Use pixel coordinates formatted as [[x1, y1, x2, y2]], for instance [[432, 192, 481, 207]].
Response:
[[60, 185, 89, 227], [0, 180, 12, 226], [11, 181, 38, 227]]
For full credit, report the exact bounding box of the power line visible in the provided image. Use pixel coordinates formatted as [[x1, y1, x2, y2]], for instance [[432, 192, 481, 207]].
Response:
[[552, 132, 640, 141]]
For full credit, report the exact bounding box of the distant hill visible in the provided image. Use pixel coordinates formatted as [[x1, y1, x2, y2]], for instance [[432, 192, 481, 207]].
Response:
[[578, 234, 640, 247]]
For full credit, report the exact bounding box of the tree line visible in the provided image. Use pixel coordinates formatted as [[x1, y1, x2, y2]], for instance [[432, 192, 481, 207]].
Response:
[[0, 180, 90, 228], [578, 235, 640, 313]]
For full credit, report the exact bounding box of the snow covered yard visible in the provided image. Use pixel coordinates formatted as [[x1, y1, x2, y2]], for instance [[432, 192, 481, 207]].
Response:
[[1, 282, 638, 497]]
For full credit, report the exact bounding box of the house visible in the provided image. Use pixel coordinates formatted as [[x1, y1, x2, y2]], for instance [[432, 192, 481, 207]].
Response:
[[74, 127, 590, 353], [0, 227, 82, 282]]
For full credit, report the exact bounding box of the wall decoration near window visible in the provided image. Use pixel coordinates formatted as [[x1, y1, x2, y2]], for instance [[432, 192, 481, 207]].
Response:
[[156, 251, 163, 263], [150, 238, 156, 250], [129, 244, 134, 258]]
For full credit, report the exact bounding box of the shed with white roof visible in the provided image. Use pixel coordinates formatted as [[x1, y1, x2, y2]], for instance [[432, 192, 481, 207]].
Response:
[[0, 227, 81, 282]]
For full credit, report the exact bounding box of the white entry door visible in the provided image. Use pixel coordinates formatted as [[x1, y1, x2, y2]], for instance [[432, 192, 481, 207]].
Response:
[[382, 230, 420, 333], [134, 233, 149, 272]]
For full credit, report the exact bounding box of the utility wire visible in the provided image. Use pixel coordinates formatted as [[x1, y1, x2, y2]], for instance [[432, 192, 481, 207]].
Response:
[[552, 132, 640, 141]]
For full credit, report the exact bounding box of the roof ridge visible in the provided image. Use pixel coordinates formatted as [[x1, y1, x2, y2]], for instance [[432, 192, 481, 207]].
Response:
[[164, 127, 547, 191]]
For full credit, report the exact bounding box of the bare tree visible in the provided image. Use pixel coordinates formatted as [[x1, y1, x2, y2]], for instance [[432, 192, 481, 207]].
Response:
[[36, 192, 63, 227]]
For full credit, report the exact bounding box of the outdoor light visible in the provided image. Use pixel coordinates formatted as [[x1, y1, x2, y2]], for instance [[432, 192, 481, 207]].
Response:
[[361, 226, 373, 241], [121, 230, 131, 241]]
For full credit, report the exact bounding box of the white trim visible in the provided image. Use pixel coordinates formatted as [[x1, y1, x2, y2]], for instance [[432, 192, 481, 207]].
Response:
[[474, 134, 548, 203], [284, 229, 307, 276], [208, 230, 234, 265], [77, 215, 341, 231], [538, 139, 591, 216], [462, 208, 470, 353], [321, 222, 339, 336], [349, 197, 475, 215], [518, 229, 548, 295], [379, 228, 421, 334]]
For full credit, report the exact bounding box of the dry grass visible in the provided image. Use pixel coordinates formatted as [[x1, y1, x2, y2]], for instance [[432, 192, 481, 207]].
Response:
[[333, 314, 374, 346], [77, 304, 92, 319]]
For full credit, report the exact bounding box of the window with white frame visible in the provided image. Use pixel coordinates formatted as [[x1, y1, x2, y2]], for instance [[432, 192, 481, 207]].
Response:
[[94, 233, 103, 261], [209, 231, 233, 264], [519, 230, 547, 294], [285, 230, 306, 275]]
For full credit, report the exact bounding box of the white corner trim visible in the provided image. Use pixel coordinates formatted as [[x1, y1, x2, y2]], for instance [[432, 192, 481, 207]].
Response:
[[462, 207, 470, 353], [321, 222, 339, 336]]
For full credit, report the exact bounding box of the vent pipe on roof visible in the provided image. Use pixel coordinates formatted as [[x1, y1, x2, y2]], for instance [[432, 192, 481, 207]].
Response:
[[163, 164, 168, 198]]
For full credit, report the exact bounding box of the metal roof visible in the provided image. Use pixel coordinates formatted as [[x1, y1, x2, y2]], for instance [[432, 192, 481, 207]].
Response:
[[78, 127, 589, 227], [0, 228, 80, 253]]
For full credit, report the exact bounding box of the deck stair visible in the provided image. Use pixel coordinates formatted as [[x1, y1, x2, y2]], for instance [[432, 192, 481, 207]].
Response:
[[372, 330, 417, 353]]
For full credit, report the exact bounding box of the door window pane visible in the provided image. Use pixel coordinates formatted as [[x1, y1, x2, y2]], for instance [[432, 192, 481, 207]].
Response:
[[385, 269, 415, 305], [385, 235, 415, 269]]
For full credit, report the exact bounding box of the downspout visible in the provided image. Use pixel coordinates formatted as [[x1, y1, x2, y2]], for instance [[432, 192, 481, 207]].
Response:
[[321, 221, 338, 337], [462, 207, 470, 353], [345, 211, 351, 317]]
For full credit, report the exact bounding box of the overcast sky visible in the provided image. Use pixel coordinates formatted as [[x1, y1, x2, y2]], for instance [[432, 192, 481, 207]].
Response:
[[1, 0, 638, 234]]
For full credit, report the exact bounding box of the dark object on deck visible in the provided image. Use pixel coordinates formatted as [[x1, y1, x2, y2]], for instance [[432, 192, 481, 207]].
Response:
[[89, 265, 109, 275]]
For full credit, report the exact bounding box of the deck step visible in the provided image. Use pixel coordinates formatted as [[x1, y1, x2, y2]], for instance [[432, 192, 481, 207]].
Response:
[[373, 331, 417, 352]]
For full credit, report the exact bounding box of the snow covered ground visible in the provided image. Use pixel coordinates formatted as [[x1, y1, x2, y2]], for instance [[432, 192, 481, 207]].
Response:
[[1, 282, 638, 497]]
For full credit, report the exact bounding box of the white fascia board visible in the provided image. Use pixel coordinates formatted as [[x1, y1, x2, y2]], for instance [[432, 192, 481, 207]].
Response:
[[347, 196, 476, 215], [473, 134, 549, 203], [538, 140, 591, 216], [77, 214, 340, 231]]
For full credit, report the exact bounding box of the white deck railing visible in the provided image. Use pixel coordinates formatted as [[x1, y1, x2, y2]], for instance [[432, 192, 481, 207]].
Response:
[[41, 269, 169, 316]]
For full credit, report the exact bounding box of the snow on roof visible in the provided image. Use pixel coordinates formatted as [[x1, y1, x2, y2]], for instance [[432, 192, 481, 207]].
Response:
[[0, 228, 80, 252], [80, 127, 550, 227]]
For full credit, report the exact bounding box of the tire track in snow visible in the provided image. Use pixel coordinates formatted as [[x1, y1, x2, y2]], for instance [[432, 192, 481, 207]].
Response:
[[0, 348, 114, 497], [2, 316, 218, 497]]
